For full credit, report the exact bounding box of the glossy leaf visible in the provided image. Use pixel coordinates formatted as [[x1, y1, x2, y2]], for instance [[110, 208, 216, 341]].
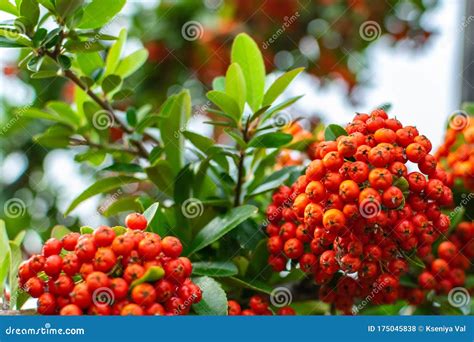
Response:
[[188, 205, 258, 254], [225, 63, 246, 115], [192, 261, 238, 277], [192, 276, 227, 316], [248, 132, 292, 148], [115, 49, 149, 78], [231, 33, 265, 111], [207, 90, 241, 121], [104, 28, 126, 76], [324, 124, 348, 141], [78, 0, 126, 29], [263, 67, 304, 106], [65, 176, 140, 215], [130, 266, 165, 289]]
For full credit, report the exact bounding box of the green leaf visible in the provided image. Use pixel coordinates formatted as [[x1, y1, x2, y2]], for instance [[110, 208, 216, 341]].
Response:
[[183, 131, 214, 153], [64, 40, 105, 52], [31, 70, 59, 79], [0, 27, 32, 47], [112, 226, 127, 236], [51, 225, 72, 240], [231, 33, 265, 112], [113, 89, 134, 101], [260, 95, 303, 122], [104, 28, 126, 76], [0, 0, 18, 15], [102, 74, 122, 94], [102, 163, 143, 173], [78, 0, 126, 29], [192, 261, 238, 277], [393, 176, 410, 197], [224, 277, 273, 295], [130, 266, 165, 289], [324, 124, 348, 141], [115, 49, 148, 78], [263, 67, 304, 106], [58, 55, 72, 70], [55, 0, 84, 18], [192, 276, 227, 315], [65, 176, 140, 215], [225, 63, 246, 116], [34, 125, 74, 148], [207, 90, 241, 121], [143, 202, 159, 229], [448, 207, 466, 235], [159, 90, 191, 174], [248, 132, 293, 148], [80, 226, 94, 235], [188, 205, 258, 254], [22, 108, 72, 126], [76, 52, 104, 77], [19, 0, 39, 31], [13, 230, 26, 246], [145, 160, 175, 196], [0, 220, 10, 295], [9, 241, 21, 309], [103, 197, 141, 217], [47, 101, 82, 127]]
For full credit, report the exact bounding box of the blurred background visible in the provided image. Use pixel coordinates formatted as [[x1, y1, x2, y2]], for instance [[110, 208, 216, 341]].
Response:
[[0, 0, 468, 254]]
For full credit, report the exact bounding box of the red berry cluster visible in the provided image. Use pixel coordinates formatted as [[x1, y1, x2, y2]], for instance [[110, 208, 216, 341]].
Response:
[[227, 296, 295, 316], [401, 221, 474, 305], [19, 213, 201, 315], [266, 110, 454, 313]]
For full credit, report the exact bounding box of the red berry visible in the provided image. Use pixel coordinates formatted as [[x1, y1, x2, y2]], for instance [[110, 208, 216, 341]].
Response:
[[125, 213, 147, 230]]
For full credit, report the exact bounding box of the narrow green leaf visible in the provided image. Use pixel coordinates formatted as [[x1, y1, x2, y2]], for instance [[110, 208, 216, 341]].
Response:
[[225, 63, 246, 116], [263, 67, 304, 106], [9, 241, 21, 309], [206, 90, 241, 121], [248, 132, 293, 148], [189, 205, 258, 254], [78, 0, 126, 29], [159, 90, 191, 174], [47, 101, 82, 127], [231, 33, 265, 111], [115, 49, 148, 78], [104, 28, 126, 76], [102, 74, 122, 94], [183, 131, 214, 153], [65, 176, 140, 215], [31, 70, 59, 79], [55, 0, 83, 18], [0, 27, 32, 47], [0, 0, 18, 15], [192, 276, 227, 315], [19, 0, 39, 31], [22, 108, 71, 126], [143, 202, 159, 228], [192, 261, 238, 277]]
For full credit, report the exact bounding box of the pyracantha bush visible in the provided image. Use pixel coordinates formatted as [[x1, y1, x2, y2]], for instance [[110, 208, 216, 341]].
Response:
[[265, 109, 455, 314], [227, 296, 295, 316], [19, 213, 201, 316], [435, 115, 474, 191]]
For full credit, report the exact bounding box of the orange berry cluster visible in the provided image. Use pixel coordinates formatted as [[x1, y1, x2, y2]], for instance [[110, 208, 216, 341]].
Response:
[[403, 221, 474, 305], [435, 116, 474, 191], [266, 110, 454, 313], [19, 213, 201, 316], [227, 296, 295, 316]]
